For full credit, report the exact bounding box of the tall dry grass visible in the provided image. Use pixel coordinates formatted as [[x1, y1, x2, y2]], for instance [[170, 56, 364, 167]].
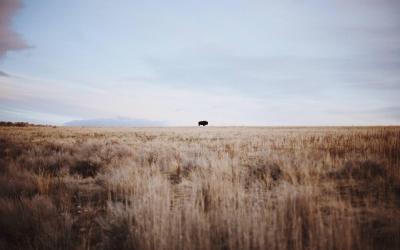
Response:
[[0, 126, 399, 250]]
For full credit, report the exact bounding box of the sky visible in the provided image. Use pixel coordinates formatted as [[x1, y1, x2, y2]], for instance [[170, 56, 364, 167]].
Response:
[[0, 0, 399, 126]]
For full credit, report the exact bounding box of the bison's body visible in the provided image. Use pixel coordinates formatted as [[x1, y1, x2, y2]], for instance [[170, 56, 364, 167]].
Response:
[[198, 121, 208, 126]]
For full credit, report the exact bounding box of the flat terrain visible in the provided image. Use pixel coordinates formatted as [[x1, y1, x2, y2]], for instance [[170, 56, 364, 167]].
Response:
[[0, 126, 399, 250]]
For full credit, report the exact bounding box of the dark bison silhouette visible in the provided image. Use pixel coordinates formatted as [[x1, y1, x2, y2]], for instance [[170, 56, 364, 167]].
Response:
[[198, 121, 208, 126]]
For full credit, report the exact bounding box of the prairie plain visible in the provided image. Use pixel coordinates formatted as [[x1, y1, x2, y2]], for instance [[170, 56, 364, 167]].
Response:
[[0, 126, 399, 250]]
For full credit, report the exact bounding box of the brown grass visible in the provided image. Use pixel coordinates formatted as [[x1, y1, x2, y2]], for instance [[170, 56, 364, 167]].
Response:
[[0, 126, 399, 250]]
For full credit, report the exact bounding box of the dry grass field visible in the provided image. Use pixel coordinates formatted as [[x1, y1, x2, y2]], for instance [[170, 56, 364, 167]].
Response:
[[0, 126, 399, 250]]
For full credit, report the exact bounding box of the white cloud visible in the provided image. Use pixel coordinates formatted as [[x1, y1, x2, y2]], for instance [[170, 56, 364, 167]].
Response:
[[2, 72, 400, 125], [1, 0, 400, 125]]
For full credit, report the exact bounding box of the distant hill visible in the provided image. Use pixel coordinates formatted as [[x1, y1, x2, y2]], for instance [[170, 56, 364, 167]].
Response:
[[64, 117, 165, 127]]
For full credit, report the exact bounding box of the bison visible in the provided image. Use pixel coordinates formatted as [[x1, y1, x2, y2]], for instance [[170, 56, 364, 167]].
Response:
[[198, 120, 208, 126]]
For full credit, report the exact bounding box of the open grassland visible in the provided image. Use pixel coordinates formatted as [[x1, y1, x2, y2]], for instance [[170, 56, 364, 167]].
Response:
[[0, 126, 399, 250]]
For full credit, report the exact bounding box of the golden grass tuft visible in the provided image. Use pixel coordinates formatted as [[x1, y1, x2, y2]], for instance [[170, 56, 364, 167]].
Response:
[[0, 126, 399, 249]]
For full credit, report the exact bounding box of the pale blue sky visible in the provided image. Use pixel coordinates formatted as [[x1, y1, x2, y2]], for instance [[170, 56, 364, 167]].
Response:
[[0, 0, 399, 125]]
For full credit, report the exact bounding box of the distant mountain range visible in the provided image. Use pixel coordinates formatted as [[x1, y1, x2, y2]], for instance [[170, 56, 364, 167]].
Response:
[[64, 117, 165, 127]]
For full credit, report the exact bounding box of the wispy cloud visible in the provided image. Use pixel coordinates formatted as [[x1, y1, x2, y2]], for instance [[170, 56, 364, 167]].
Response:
[[2, 72, 400, 126], [0, 70, 9, 77], [0, 1, 400, 125], [0, 0, 29, 58], [0, 73, 272, 125]]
